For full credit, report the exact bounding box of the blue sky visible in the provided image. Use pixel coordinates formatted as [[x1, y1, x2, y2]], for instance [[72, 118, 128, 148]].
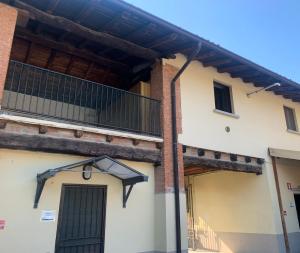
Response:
[[125, 0, 300, 83]]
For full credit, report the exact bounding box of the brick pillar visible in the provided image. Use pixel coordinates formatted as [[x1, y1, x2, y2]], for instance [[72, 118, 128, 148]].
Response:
[[151, 60, 187, 253], [0, 3, 18, 106]]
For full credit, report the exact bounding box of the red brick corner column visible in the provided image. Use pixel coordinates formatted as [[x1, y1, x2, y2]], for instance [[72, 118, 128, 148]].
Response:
[[150, 59, 184, 193], [150, 59, 187, 253], [0, 3, 18, 106]]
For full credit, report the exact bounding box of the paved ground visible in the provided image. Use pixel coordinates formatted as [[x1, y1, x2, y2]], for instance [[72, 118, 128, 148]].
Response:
[[189, 250, 221, 253]]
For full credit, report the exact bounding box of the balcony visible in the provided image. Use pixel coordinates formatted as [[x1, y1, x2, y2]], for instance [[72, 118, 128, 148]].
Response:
[[1, 61, 161, 137]]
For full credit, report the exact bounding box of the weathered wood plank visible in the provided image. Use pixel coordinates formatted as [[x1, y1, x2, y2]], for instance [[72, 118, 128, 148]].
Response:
[[183, 155, 262, 174], [185, 167, 217, 176], [0, 131, 161, 163]]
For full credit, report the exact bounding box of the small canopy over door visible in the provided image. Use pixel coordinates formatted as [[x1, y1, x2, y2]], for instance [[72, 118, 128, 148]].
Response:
[[34, 155, 148, 208]]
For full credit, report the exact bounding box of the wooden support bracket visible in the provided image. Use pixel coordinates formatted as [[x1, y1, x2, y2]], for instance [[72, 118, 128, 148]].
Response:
[[132, 139, 140, 146], [106, 135, 113, 143], [74, 130, 83, 138], [39, 125, 48, 134]]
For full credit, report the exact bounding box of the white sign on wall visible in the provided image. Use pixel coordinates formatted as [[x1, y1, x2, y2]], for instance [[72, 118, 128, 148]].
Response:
[[40, 210, 56, 222]]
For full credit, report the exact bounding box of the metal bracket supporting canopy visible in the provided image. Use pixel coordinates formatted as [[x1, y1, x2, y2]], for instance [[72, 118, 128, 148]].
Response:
[[33, 155, 148, 208]]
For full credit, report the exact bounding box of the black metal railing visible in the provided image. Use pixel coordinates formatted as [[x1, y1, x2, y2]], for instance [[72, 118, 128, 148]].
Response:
[[2, 60, 161, 136]]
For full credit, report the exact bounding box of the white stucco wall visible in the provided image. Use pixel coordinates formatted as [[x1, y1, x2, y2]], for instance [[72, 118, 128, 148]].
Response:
[[165, 55, 300, 159], [186, 171, 288, 253], [0, 149, 155, 253], [165, 54, 300, 238]]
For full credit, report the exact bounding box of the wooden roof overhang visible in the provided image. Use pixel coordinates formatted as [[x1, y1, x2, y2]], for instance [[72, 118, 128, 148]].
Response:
[[3, 0, 300, 100]]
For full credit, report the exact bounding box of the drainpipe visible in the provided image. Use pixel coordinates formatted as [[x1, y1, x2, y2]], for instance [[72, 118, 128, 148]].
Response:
[[171, 42, 202, 252]]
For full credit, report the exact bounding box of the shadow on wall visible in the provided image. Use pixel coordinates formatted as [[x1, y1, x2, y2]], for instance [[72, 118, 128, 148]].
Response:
[[188, 216, 234, 253]]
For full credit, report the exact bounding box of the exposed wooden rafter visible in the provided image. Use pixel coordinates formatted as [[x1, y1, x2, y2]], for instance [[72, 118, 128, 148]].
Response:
[[15, 28, 131, 73], [13, 0, 161, 60]]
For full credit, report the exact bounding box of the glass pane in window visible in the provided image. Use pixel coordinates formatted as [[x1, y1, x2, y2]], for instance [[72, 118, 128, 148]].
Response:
[[284, 106, 297, 131], [214, 82, 232, 113]]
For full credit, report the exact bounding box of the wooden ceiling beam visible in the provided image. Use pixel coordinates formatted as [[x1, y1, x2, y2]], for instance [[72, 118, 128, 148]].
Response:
[[184, 167, 217, 176], [14, 0, 161, 60], [202, 58, 232, 67], [15, 28, 131, 73]]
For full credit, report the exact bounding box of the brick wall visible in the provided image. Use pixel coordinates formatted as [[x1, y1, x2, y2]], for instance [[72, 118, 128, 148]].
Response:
[[151, 60, 184, 193], [0, 4, 17, 105]]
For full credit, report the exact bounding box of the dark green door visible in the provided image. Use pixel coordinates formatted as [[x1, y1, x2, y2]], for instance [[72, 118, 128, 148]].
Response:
[[55, 184, 107, 253]]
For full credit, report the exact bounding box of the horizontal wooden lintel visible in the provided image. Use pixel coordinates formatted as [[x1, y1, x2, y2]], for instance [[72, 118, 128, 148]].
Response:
[[0, 131, 161, 163], [183, 155, 262, 175]]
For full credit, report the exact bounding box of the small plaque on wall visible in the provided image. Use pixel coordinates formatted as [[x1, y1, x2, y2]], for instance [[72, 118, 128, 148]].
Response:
[[40, 210, 56, 222]]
